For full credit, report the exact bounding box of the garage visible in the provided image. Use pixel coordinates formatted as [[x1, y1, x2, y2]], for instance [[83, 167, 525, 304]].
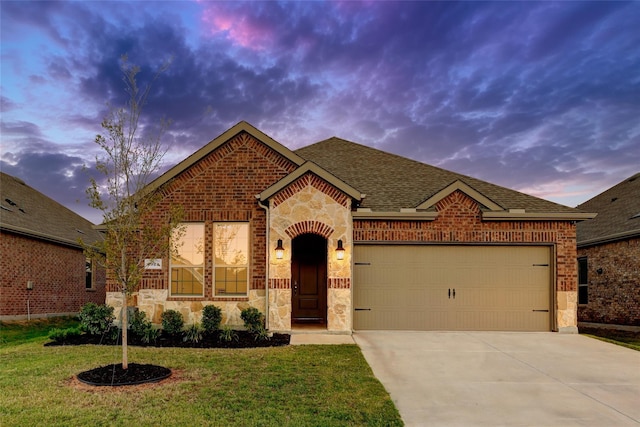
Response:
[[353, 245, 552, 331]]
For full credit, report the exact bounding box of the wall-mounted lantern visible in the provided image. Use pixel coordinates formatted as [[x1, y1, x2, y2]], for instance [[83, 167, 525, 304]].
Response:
[[336, 239, 345, 260], [275, 239, 284, 260]]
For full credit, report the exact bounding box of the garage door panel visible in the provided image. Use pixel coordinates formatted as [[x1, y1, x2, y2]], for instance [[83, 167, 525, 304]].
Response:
[[354, 245, 551, 331]]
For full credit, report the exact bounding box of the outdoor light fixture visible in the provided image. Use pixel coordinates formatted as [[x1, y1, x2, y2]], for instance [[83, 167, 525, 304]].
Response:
[[275, 239, 284, 260], [336, 239, 345, 260]]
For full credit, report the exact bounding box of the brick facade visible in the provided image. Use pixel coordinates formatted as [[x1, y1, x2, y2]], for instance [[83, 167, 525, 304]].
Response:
[[578, 237, 640, 326], [354, 191, 579, 331], [0, 231, 106, 319]]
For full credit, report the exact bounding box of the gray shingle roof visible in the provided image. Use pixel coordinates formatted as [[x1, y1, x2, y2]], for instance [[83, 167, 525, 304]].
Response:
[[295, 137, 580, 214], [0, 172, 102, 248], [576, 172, 640, 245]]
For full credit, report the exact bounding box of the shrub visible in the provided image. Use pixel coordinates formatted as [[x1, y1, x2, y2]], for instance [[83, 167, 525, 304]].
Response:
[[183, 323, 204, 343], [78, 303, 115, 336], [201, 305, 222, 334], [130, 310, 159, 344], [240, 307, 264, 333], [219, 325, 238, 342], [48, 327, 81, 343], [161, 310, 184, 335], [254, 327, 271, 342]]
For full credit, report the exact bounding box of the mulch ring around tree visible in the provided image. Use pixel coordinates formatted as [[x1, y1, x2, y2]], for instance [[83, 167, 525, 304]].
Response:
[[77, 363, 171, 386]]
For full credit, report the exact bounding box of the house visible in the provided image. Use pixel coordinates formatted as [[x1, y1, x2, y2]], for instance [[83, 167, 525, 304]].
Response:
[[0, 172, 105, 320], [107, 121, 594, 333], [576, 173, 640, 327]]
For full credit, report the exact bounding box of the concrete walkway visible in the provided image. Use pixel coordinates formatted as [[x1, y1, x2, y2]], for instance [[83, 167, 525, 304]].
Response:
[[354, 331, 640, 426], [289, 333, 355, 345]]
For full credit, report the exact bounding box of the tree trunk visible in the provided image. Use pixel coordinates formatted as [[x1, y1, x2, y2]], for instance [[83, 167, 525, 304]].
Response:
[[122, 291, 128, 370], [121, 249, 128, 370]]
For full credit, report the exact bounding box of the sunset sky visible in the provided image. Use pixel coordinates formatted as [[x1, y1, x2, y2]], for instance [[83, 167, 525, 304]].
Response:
[[2, 1, 639, 223]]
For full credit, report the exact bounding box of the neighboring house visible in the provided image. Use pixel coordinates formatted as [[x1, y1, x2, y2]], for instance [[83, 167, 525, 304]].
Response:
[[0, 172, 105, 320], [107, 121, 593, 333], [576, 173, 640, 327]]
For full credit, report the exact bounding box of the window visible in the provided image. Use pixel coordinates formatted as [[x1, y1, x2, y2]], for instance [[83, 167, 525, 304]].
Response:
[[171, 223, 205, 296], [214, 223, 249, 296], [578, 257, 588, 304], [85, 259, 93, 289]]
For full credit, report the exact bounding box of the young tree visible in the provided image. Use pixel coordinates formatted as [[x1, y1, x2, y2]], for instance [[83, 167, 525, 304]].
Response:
[[84, 56, 182, 369]]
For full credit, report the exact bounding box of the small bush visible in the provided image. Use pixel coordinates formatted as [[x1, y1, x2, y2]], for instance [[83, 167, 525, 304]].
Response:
[[78, 303, 115, 336], [240, 307, 264, 333], [130, 310, 158, 344], [161, 310, 184, 335], [219, 325, 238, 342], [202, 305, 222, 334], [183, 323, 204, 343], [254, 327, 271, 342], [48, 327, 82, 343]]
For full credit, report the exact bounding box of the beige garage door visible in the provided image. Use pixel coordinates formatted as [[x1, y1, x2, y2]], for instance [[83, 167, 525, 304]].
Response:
[[353, 245, 551, 331]]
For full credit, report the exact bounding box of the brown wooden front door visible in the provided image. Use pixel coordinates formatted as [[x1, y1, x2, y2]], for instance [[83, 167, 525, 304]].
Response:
[[291, 234, 327, 324]]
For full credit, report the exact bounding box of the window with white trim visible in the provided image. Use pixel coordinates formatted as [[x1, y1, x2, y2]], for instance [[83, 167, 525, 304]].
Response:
[[214, 223, 249, 296], [171, 223, 205, 296]]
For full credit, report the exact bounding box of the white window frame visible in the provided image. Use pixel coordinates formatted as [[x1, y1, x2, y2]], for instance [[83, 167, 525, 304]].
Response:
[[213, 222, 250, 297]]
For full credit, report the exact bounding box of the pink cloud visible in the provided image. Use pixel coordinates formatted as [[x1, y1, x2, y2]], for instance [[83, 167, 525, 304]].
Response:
[[200, 3, 275, 51]]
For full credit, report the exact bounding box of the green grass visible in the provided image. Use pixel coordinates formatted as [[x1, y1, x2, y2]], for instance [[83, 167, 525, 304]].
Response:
[[0, 317, 79, 346], [584, 332, 640, 351], [0, 321, 403, 427]]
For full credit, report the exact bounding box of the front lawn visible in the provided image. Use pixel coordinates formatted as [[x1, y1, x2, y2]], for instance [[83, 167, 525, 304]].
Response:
[[0, 321, 402, 426]]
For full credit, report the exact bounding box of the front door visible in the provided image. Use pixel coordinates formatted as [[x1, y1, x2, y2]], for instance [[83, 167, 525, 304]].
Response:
[[291, 234, 327, 324]]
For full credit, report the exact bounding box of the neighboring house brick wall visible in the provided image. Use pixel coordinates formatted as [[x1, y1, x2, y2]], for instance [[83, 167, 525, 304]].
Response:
[[353, 191, 579, 331], [578, 237, 640, 326], [0, 231, 106, 319]]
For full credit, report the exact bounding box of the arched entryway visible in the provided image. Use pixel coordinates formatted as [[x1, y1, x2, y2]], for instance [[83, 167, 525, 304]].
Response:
[[291, 233, 327, 325]]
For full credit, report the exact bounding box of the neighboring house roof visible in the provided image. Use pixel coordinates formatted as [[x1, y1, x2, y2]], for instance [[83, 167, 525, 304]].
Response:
[[0, 172, 102, 248], [295, 137, 592, 219], [576, 172, 640, 247]]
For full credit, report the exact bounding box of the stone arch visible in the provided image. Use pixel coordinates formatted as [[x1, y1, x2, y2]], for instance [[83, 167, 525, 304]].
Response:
[[285, 221, 334, 239]]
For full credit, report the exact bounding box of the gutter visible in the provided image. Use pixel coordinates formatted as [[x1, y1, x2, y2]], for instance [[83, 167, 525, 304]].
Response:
[[256, 197, 270, 330], [577, 228, 640, 248], [0, 224, 98, 249], [482, 212, 597, 221]]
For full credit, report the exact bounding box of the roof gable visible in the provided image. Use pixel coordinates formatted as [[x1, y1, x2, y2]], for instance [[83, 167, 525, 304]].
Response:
[[145, 121, 306, 195], [416, 180, 504, 211], [577, 172, 640, 245], [258, 161, 363, 203], [0, 172, 102, 248]]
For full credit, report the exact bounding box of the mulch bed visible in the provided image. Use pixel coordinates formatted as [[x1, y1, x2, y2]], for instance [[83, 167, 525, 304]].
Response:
[[45, 330, 290, 349]]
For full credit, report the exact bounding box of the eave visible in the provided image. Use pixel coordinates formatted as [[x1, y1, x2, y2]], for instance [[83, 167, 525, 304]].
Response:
[[482, 212, 597, 221]]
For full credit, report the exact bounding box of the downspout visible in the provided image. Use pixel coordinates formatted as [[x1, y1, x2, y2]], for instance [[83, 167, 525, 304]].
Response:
[[257, 197, 270, 330]]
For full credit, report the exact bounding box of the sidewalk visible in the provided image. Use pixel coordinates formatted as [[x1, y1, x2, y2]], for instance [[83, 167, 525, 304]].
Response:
[[289, 333, 355, 345]]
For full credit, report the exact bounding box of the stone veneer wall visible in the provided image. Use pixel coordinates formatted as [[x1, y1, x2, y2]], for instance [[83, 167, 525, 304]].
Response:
[[353, 191, 579, 333], [578, 237, 640, 326], [268, 173, 352, 332]]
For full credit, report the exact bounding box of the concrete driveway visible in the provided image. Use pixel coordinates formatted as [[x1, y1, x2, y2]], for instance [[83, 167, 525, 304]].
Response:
[[353, 331, 640, 426]]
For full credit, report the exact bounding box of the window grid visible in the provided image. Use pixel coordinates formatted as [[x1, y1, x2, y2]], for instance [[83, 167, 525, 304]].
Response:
[[170, 223, 205, 297], [214, 223, 249, 297]]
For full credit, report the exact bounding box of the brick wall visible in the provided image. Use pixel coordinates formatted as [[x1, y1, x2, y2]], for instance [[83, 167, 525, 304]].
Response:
[[0, 231, 106, 318], [354, 190, 578, 294], [578, 237, 640, 326], [128, 131, 298, 300]]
